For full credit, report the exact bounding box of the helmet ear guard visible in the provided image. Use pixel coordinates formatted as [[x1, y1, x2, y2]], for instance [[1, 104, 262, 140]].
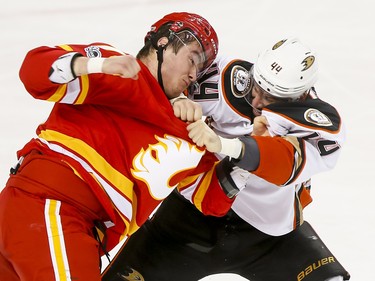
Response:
[[148, 24, 175, 50], [252, 37, 318, 100]]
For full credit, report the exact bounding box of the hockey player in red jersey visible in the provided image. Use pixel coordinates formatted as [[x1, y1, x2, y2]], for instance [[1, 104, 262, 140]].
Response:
[[101, 38, 350, 281], [0, 12, 241, 281]]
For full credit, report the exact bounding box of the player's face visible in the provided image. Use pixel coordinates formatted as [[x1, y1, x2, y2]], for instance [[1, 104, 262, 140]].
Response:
[[161, 40, 205, 99], [251, 83, 286, 116]]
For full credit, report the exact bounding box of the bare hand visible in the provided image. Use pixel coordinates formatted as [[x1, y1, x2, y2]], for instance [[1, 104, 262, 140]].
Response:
[[173, 98, 203, 122], [187, 119, 221, 152], [252, 116, 270, 136], [102, 55, 141, 80]]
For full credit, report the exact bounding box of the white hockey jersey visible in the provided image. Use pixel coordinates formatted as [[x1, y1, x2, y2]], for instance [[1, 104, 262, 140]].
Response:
[[185, 55, 346, 236]]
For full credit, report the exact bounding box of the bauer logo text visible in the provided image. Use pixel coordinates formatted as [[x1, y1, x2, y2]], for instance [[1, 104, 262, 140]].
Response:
[[297, 256, 335, 281]]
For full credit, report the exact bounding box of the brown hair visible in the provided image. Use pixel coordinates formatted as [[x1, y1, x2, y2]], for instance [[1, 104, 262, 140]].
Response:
[[137, 23, 199, 60]]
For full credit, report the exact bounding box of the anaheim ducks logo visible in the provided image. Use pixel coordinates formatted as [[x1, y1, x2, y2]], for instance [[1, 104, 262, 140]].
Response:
[[118, 267, 145, 281], [132, 135, 204, 200], [272, 39, 287, 50], [301, 55, 315, 71], [231, 65, 252, 98], [304, 108, 332, 126]]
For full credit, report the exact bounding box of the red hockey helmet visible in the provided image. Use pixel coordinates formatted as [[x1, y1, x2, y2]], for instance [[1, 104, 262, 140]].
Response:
[[145, 12, 219, 72]]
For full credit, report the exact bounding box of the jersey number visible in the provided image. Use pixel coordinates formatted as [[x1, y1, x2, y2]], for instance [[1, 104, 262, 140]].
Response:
[[304, 132, 340, 156], [192, 65, 219, 100]]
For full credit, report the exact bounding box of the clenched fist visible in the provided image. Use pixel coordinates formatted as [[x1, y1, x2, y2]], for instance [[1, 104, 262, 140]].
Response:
[[101, 55, 141, 80], [173, 98, 203, 122], [252, 116, 270, 136], [187, 119, 221, 152]]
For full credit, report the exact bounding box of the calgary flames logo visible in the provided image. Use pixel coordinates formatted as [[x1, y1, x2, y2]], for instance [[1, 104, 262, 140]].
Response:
[[131, 135, 205, 200]]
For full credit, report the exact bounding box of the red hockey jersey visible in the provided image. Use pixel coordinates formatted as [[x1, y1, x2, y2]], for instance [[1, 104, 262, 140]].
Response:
[[18, 43, 232, 249]]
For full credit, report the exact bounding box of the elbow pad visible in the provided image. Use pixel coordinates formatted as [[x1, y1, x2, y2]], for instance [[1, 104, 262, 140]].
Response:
[[49, 52, 83, 84]]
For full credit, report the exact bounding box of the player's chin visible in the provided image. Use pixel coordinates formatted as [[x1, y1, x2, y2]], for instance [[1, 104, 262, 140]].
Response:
[[179, 83, 189, 93], [253, 109, 262, 116]]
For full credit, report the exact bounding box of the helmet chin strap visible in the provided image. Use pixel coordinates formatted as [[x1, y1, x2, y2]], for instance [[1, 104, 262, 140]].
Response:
[[156, 45, 167, 92]]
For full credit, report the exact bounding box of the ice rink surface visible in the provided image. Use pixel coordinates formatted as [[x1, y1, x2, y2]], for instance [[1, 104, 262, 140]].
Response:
[[1, 0, 374, 280]]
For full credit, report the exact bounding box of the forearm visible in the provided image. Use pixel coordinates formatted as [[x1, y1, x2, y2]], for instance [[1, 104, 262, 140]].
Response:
[[230, 136, 260, 171], [220, 135, 295, 186], [73, 56, 105, 76], [217, 136, 259, 170], [187, 119, 296, 185]]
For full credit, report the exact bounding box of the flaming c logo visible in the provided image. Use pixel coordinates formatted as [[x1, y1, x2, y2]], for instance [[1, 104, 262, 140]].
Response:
[[131, 135, 204, 200]]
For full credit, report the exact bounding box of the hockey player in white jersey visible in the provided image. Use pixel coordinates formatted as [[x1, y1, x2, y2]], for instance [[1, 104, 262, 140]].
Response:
[[187, 38, 345, 235], [102, 38, 350, 281]]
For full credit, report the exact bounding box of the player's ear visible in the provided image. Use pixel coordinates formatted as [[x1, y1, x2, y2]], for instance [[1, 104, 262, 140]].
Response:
[[157, 37, 169, 48]]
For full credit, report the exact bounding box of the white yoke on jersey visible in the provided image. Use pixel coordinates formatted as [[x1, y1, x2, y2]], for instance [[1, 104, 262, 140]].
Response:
[[186, 55, 346, 236], [188, 55, 253, 138], [233, 104, 345, 235]]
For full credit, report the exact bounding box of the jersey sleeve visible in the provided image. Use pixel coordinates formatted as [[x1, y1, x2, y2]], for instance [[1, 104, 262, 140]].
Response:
[[250, 135, 297, 185], [18, 43, 146, 107], [252, 95, 345, 185], [19, 43, 175, 127], [177, 153, 234, 216]]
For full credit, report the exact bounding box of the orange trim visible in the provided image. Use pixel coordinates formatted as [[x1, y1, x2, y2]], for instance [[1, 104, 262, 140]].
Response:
[[221, 59, 252, 120], [262, 108, 341, 134]]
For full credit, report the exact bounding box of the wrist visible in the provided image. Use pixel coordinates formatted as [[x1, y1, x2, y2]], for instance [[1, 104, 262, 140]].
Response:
[[230, 136, 260, 171], [87, 57, 106, 74], [219, 137, 243, 159]]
